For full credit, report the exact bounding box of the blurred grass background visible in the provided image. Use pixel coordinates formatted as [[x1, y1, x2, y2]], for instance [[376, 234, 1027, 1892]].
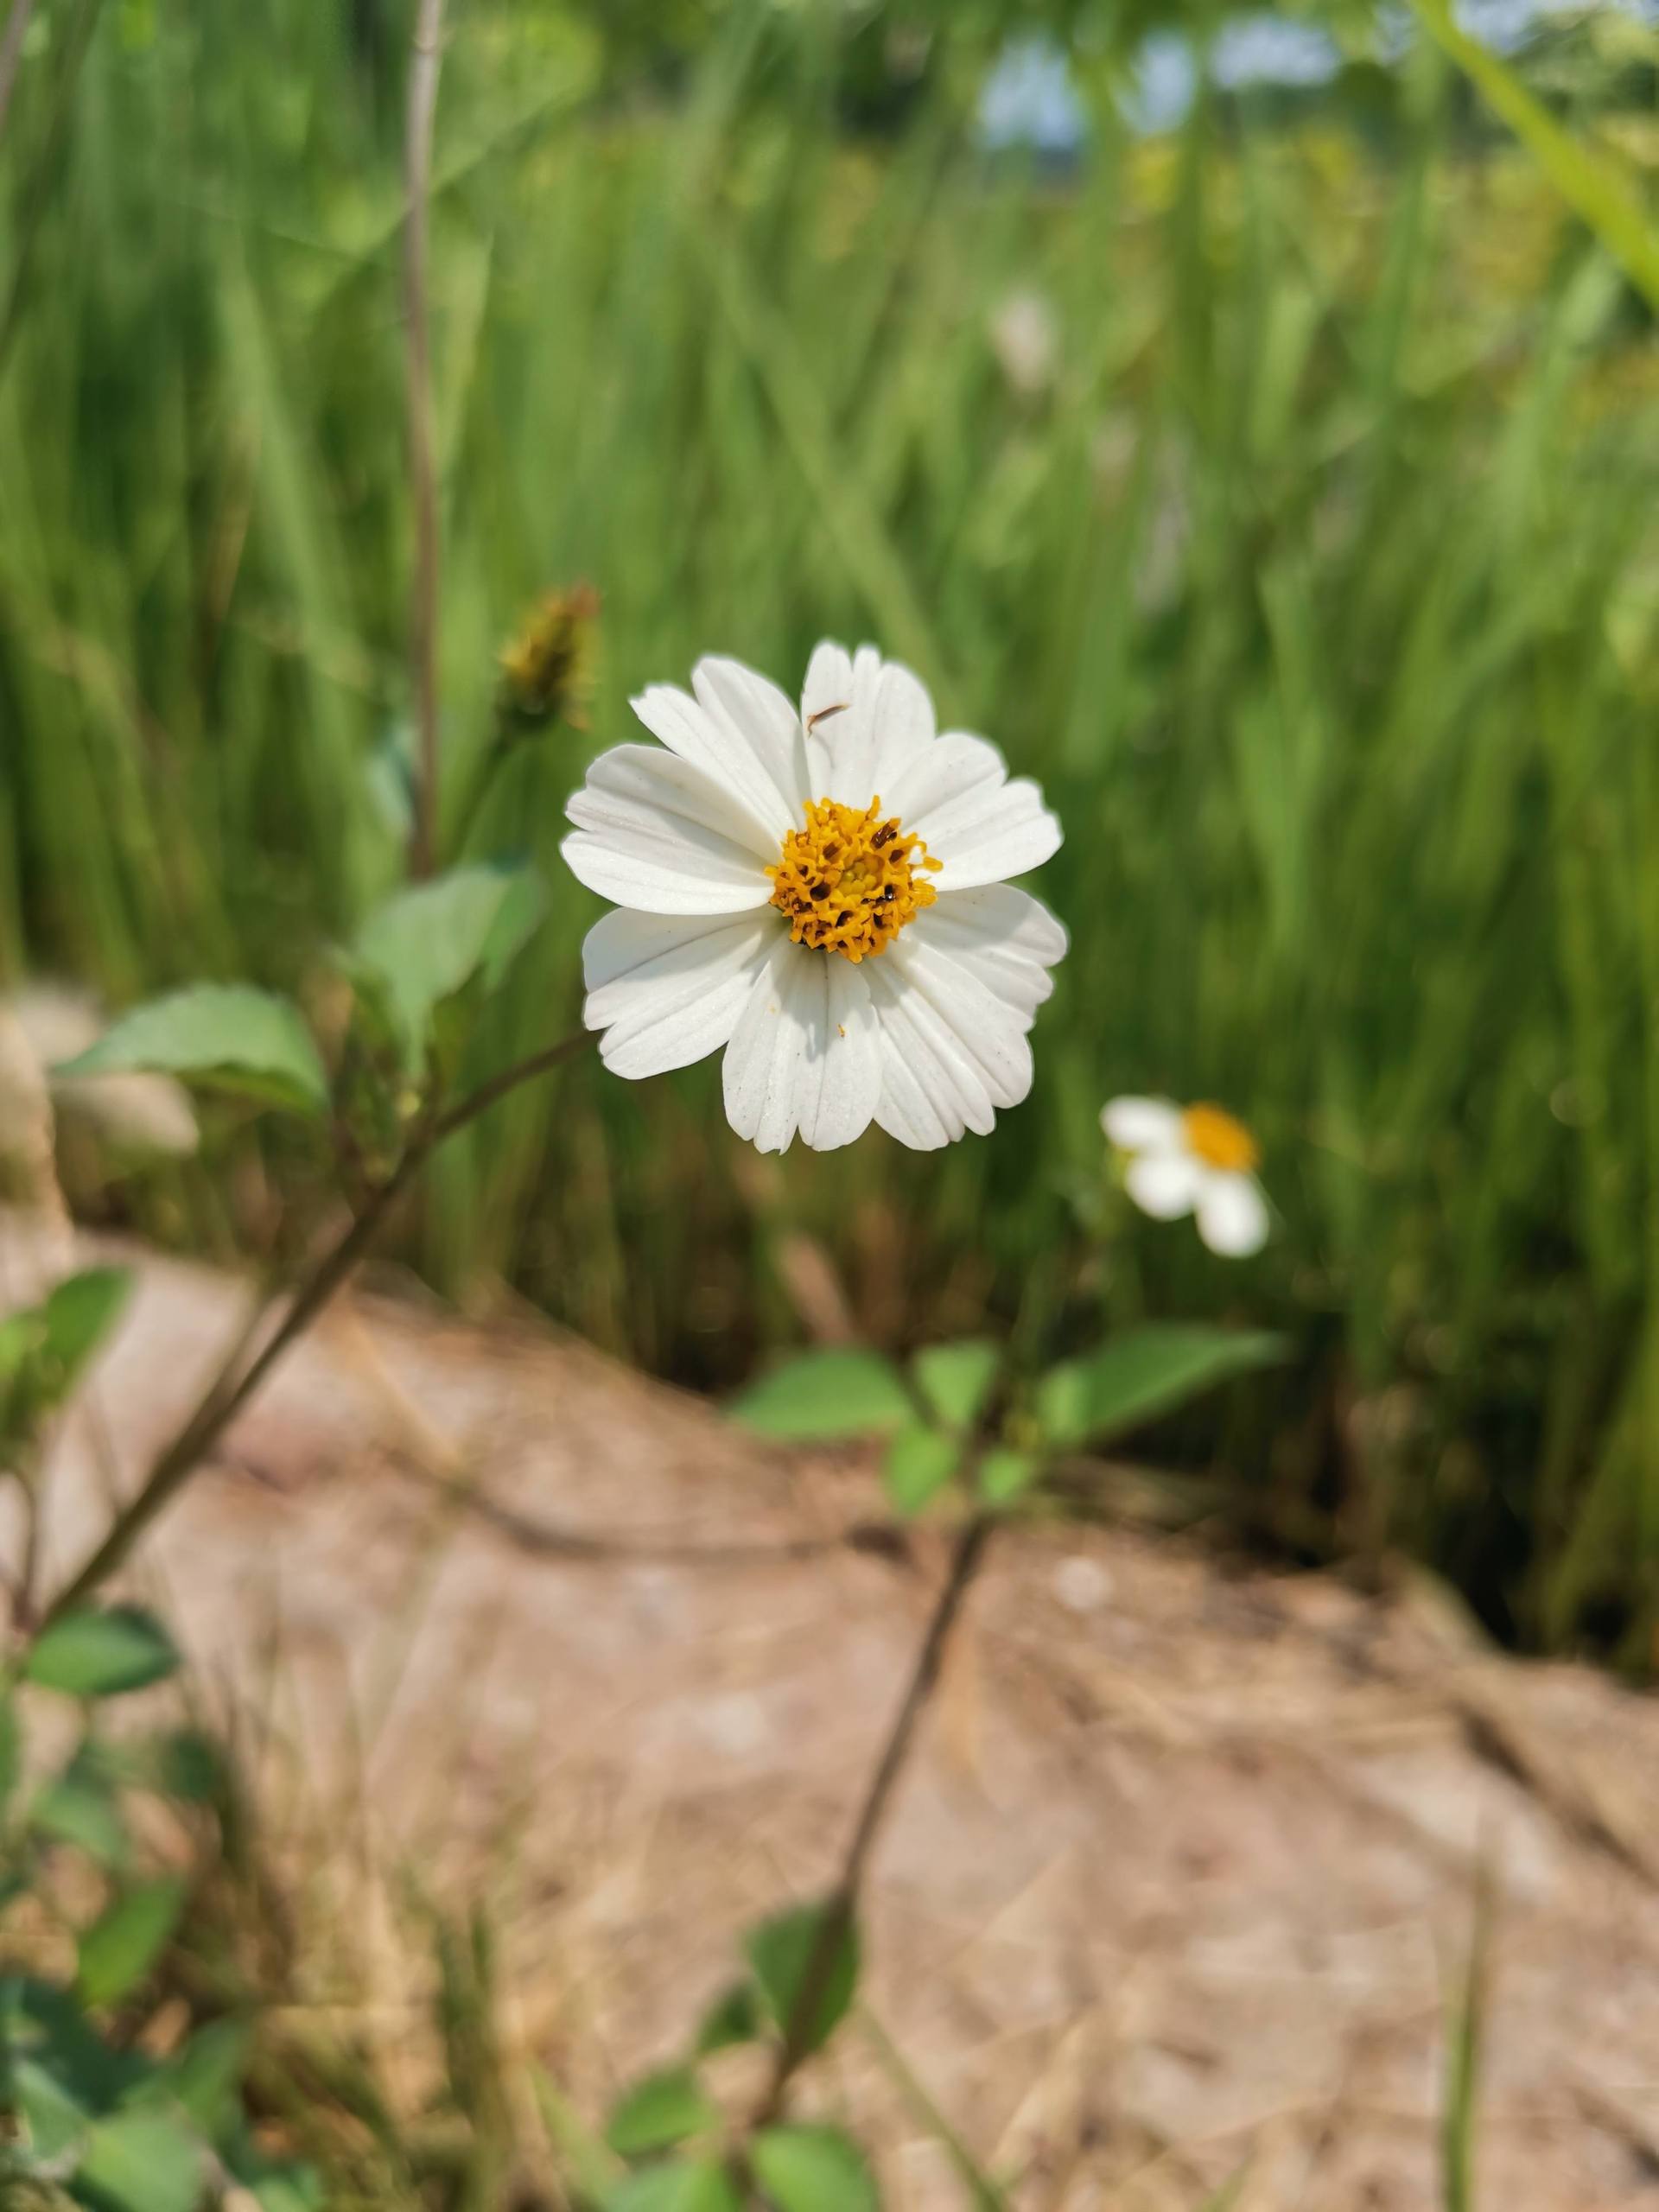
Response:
[[6, 0, 1659, 1662]]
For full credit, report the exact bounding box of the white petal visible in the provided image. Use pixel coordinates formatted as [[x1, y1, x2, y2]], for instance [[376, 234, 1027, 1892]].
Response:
[[803, 640, 884, 804], [563, 744, 774, 915], [1102, 1096, 1185, 1153], [582, 909, 777, 1079], [867, 659, 937, 799], [799, 958, 882, 1152], [631, 676, 798, 846], [1196, 1172, 1270, 1258], [721, 940, 880, 1155], [865, 954, 997, 1148], [1124, 1150, 1205, 1220], [882, 730, 1062, 892], [913, 886, 1068, 1027], [882, 731, 1007, 836], [690, 656, 811, 826], [887, 935, 1033, 1109]]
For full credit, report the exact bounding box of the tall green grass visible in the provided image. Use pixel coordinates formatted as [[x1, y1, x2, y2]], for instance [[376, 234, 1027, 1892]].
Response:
[[6, 0, 1659, 1659]]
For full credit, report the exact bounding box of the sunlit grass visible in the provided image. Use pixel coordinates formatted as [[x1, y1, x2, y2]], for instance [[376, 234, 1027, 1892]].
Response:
[[6, 2, 1659, 1661]]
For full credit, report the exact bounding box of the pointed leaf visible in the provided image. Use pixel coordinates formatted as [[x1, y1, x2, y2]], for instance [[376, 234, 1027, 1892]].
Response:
[[26, 1607, 180, 1700], [882, 1427, 960, 1517], [353, 861, 546, 1061], [1035, 1327, 1288, 1449], [40, 1269, 132, 1394], [730, 1351, 912, 1441], [607, 2158, 742, 2212], [75, 2109, 205, 2212], [54, 985, 328, 1117], [606, 2068, 721, 2158], [31, 1775, 127, 1864], [77, 1879, 188, 2008], [912, 1341, 999, 1433], [696, 1980, 760, 2055], [744, 1901, 859, 2056], [751, 2126, 880, 2212], [977, 1448, 1040, 1507]]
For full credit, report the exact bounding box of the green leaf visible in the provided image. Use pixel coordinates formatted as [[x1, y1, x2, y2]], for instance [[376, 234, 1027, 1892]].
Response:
[[744, 1901, 860, 2057], [695, 1980, 760, 2055], [149, 2018, 252, 2136], [977, 1448, 1040, 1507], [532, 2067, 626, 2202], [15, 2051, 92, 2161], [1034, 1327, 1288, 1449], [77, 1879, 188, 2009], [881, 1427, 960, 1517], [353, 861, 546, 1062], [54, 985, 328, 1118], [608, 2158, 742, 2212], [32, 1775, 127, 1864], [751, 2125, 880, 2212], [606, 2068, 721, 2158], [912, 1341, 999, 1433], [75, 2109, 205, 2212], [26, 1608, 181, 1700], [729, 1351, 912, 1442], [39, 1269, 132, 1395]]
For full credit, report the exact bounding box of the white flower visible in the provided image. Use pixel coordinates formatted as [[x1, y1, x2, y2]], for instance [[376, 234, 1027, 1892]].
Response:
[[1102, 1096, 1269, 1257], [563, 642, 1066, 1154]]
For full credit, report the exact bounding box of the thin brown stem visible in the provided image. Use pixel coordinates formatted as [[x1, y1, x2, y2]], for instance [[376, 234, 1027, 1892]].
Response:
[[752, 1515, 993, 2126], [35, 1026, 591, 1634], [0, 0, 38, 143], [404, 0, 446, 877]]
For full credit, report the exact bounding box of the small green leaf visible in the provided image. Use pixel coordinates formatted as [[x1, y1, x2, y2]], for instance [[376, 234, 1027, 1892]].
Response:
[[912, 1341, 999, 1433], [607, 2158, 742, 2212], [32, 1775, 127, 1864], [606, 2068, 721, 2158], [354, 861, 546, 1062], [744, 1901, 859, 2057], [76, 2109, 205, 2212], [15, 2051, 92, 2161], [1035, 1327, 1288, 1449], [696, 1980, 760, 2055], [751, 2125, 880, 2212], [26, 1607, 180, 1700], [54, 985, 328, 1117], [77, 1879, 188, 2008], [977, 1448, 1039, 1507], [729, 1351, 912, 1441], [39, 1268, 132, 1393], [881, 1427, 960, 1517], [149, 2018, 252, 2135]]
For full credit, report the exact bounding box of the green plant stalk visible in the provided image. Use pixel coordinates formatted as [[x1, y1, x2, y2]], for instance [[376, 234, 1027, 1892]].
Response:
[[1406, 0, 1659, 312], [404, 0, 447, 878], [751, 1513, 992, 2129], [34, 1029, 595, 1634]]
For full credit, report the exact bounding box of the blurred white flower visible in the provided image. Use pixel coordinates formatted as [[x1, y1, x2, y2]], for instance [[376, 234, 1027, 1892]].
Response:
[[3, 983, 197, 1159], [989, 288, 1060, 399], [1102, 1095, 1268, 1258], [563, 642, 1066, 1154]]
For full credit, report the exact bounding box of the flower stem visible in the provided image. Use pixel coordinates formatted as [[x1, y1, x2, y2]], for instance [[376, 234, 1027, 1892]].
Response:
[[34, 1027, 594, 1634], [752, 1514, 993, 2127], [404, 0, 446, 877]]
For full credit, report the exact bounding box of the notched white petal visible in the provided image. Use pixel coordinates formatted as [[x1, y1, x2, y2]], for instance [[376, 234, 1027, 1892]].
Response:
[[582, 909, 776, 1079], [1196, 1172, 1270, 1257], [1102, 1096, 1184, 1153], [1124, 1151, 1204, 1220]]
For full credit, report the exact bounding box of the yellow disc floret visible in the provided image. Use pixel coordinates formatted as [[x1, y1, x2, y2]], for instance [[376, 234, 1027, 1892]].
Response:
[[1182, 1103, 1260, 1174], [767, 796, 943, 963]]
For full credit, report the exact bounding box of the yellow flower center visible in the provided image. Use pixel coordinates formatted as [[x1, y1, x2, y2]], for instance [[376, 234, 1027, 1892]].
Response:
[[767, 796, 943, 963], [1182, 1103, 1260, 1174]]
